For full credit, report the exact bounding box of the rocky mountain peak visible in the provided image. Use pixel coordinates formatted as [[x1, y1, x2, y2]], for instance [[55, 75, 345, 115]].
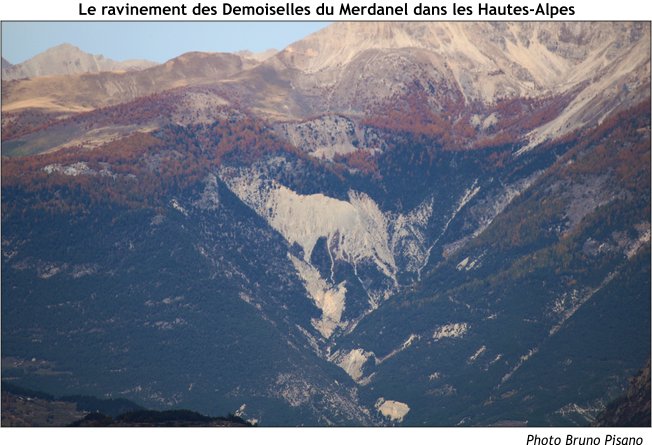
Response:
[[277, 22, 648, 91], [1, 43, 157, 80]]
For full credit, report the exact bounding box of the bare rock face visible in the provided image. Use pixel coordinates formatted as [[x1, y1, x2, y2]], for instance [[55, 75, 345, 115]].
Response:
[[194, 22, 650, 155], [1, 43, 157, 80], [276, 22, 648, 101]]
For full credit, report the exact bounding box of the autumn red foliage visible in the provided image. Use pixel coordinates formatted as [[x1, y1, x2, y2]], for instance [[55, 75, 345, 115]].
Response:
[[2, 115, 300, 213]]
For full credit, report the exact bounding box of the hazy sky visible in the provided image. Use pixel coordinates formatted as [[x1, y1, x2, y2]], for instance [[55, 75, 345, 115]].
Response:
[[1, 22, 329, 64]]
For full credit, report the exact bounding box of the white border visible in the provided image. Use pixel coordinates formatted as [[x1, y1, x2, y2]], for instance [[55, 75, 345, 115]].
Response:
[[0, 0, 650, 21]]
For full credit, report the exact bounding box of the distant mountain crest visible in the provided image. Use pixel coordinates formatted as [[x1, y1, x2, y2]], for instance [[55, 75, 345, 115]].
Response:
[[1, 43, 157, 80], [235, 48, 277, 62]]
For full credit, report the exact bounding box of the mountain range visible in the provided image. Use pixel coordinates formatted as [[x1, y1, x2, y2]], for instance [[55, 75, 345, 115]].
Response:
[[1, 43, 157, 80], [1, 22, 650, 426]]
